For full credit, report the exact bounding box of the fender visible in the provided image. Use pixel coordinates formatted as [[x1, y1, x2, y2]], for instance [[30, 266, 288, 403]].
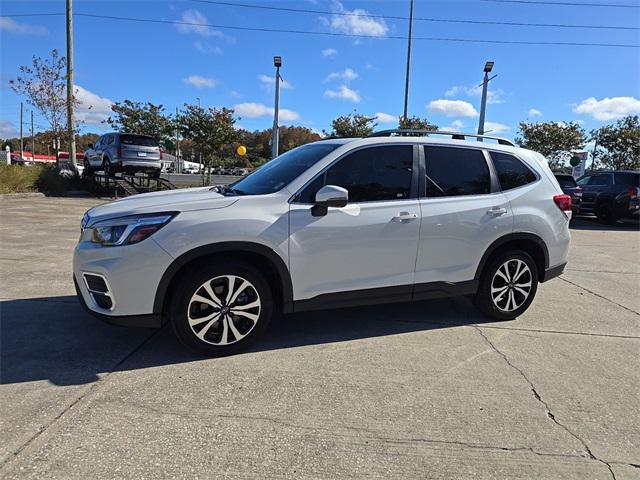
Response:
[[474, 233, 549, 280], [153, 241, 294, 315]]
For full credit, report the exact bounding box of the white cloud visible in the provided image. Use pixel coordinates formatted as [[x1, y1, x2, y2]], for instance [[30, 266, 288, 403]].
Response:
[[573, 96, 640, 121], [233, 102, 300, 121], [327, 1, 388, 37], [0, 120, 19, 139], [258, 74, 293, 90], [176, 10, 223, 38], [527, 108, 543, 117], [0, 17, 48, 35], [445, 84, 505, 104], [322, 48, 338, 58], [484, 121, 510, 133], [445, 119, 465, 132], [428, 99, 478, 118], [194, 41, 222, 55], [325, 68, 358, 83], [324, 85, 361, 102], [183, 75, 216, 89], [74, 85, 113, 127], [229, 90, 242, 98], [374, 112, 397, 124]]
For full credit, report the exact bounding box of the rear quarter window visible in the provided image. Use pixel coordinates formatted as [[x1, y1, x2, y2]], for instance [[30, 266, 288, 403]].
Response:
[[614, 172, 639, 187]]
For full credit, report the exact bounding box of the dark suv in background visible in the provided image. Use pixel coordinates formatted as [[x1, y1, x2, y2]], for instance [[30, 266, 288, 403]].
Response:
[[554, 174, 581, 213], [576, 171, 639, 224]]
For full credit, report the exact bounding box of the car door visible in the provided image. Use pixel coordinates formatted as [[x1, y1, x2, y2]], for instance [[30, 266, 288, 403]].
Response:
[[578, 173, 613, 211], [289, 144, 421, 306], [414, 145, 513, 294], [89, 136, 103, 166]]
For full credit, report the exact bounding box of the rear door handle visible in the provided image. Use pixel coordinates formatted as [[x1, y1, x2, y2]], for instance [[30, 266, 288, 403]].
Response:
[[392, 211, 418, 222], [487, 207, 507, 216]]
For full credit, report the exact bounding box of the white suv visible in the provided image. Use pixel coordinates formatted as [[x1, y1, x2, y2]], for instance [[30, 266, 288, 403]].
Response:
[[74, 131, 571, 356]]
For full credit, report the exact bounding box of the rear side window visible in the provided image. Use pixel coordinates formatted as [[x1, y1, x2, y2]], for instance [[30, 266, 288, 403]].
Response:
[[614, 172, 639, 187], [119, 134, 158, 147], [424, 146, 490, 197], [588, 173, 613, 186], [491, 152, 537, 190]]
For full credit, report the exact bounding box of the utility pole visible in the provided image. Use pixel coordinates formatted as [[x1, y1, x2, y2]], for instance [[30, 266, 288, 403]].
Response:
[[175, 106, 180, 174], [31, 111, 35, 155], [66, 0, 77, 166], [477, 61, 495, 139], [272, 56, 282, 159], [197, 97, 202, 177], [402, 0, 414, 122], [19, 102, 24, 158]]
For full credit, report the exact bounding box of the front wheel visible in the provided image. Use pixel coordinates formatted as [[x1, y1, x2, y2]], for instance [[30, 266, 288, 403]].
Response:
[[473, 251, 539, 321], [102, 158, 113, 177], [170, 262, 273, 356], [82, 158, 93, 176]]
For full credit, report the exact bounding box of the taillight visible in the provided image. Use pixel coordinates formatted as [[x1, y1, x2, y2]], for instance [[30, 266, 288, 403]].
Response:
[[160, 149, 163, 160], [630, 187, 638, 200], [553, 194, 572, 212]]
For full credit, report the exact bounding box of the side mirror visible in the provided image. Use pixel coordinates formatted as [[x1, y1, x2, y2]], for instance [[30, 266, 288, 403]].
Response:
[[312, 185, 348, 216], [88, 143, 94, 149]]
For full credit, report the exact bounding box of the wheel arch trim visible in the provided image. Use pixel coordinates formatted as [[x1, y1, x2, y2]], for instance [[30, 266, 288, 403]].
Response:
[[153, 241, 293, 315], [474, 233, 549, 280]]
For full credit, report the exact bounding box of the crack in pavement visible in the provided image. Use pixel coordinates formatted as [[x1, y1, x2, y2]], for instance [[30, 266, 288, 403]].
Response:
[[0, 327, 164, 473], [559, 277, 640, 317], [474, 326, 617, 480]]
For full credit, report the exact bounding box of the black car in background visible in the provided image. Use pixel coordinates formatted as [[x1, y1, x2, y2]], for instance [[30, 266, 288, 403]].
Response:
[[554, 174, 581, 213], [576, 171, 640, 224]]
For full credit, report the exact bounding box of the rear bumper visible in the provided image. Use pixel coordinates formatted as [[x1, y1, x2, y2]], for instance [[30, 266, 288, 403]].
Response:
[[74, 276, 162, 328], [540, 262, 566, 282]]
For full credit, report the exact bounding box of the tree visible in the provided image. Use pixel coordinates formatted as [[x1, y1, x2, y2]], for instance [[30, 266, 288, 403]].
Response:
[[105, 100, 174, 140], [590, 115, 640, 171], [179, 104, 237, 179], [324, 112, 377, 138], [398, 115, 438, 131], [10, 49, 78, 153], [515, 121, 585, 170]]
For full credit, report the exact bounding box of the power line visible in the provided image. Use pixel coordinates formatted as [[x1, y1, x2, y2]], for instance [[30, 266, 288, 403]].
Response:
[[1, 12, 638, 48], [191, 0, 639, 31], [481, 0, 640, 8]]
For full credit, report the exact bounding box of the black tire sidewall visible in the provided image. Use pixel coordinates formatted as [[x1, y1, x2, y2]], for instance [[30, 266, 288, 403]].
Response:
[[475, 250, 539, 321], [170, 262, 273, 356], [596, 202, 616, 225]]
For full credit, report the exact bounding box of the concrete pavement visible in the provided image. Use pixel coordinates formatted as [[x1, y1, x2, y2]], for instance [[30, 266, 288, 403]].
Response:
[[1, 197, 638, 479]]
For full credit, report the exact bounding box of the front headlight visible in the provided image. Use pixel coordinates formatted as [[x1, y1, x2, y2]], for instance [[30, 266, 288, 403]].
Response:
[[82, 213, 177, 246]]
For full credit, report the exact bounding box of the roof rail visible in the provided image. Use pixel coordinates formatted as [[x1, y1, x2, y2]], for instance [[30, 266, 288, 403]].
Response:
[[368, 129, 515, 147]]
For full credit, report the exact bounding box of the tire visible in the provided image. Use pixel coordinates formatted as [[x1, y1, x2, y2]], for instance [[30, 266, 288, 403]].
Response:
[[596, 202, 616, 225], [150, 169, 161, 179], [170, 261, 273, 356], [102, 158, 113, 177], [473, 250, 539, 321], [83, 158, 92, 176]]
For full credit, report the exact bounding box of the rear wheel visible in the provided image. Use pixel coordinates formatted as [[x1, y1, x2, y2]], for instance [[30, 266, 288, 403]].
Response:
[[150, 169, 161, 179], [473, 250, 538, 321], [170, 262, 273, 356], [596, 202, 616, 225]]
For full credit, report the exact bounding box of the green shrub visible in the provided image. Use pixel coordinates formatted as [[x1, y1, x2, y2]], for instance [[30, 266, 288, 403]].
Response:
[[0, 164, 42, 194], [0, 163, 88, 195]]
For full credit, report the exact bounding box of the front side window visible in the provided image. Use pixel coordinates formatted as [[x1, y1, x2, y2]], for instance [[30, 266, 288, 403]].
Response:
[[424, 146, 490, 197], [232, 142, 341, 196], [491, 152, 536, 190], [298, 145, 414, 203], [589, 173, 613, 186]]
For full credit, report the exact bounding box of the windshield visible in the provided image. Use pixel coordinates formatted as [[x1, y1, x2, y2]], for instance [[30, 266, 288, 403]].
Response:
[[230, 143, 341, 195], [120, 134, 158, 147]]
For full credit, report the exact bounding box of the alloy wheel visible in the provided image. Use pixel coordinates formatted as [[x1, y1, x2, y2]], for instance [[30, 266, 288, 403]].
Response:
[[490, 259, 532, 313], [187, 275, 261, 345]]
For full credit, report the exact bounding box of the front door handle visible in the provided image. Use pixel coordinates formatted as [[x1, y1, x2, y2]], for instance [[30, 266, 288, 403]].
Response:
[[487, 207, 508, 216], [392, 211, 418, 222]]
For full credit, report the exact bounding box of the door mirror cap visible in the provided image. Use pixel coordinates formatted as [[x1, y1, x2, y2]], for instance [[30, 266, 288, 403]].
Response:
[[314, 185, 348, 208]]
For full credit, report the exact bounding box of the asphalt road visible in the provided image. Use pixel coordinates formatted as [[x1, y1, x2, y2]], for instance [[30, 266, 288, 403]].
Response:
[[161, 173, 243, 187], [1, 198, 639, 479]]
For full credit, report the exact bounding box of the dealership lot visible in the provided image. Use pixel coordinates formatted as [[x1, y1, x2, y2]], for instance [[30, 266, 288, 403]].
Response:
[[1, 197, 638, 479]]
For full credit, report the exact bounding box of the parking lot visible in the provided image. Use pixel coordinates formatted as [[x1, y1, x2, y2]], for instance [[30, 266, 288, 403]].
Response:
[[1, 197, 638, 479]]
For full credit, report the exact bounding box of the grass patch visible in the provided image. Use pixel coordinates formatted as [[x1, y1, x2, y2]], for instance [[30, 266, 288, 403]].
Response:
[[0, 164, 89, 195]]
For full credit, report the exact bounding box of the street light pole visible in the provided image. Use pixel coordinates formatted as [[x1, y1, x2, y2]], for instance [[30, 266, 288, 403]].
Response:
[[402, 0, 414, 122], [271, 56, 282, 159], [477, 61, 495, 140], [66, 0, 76, 167], [196, 97, 202, 176]]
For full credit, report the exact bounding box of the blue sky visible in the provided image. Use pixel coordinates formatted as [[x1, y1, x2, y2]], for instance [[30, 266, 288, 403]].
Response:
[[1, 0, 639, 141]]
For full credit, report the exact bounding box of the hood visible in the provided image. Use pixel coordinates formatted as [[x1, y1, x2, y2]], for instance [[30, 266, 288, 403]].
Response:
[[85, 186, 239, 225]]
